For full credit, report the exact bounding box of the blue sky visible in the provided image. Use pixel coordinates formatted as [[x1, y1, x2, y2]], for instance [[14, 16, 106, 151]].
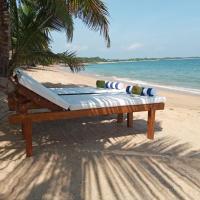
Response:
[[51, 0, 200, 59]]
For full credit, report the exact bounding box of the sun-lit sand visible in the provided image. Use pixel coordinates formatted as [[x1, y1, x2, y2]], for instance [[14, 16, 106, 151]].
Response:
[[0, 65, 200, 199]]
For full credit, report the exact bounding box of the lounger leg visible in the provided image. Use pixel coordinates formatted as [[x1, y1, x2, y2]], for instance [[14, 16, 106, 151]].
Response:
[[117, 113, 124, 123], [22, 119, 32, 157], [147, 109, 156, 139], [127, 112, 133, 128], [21, 123, 25, 139], [20, 108, 28, 140]]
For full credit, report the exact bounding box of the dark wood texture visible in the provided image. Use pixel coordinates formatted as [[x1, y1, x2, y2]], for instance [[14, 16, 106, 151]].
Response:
[[127, 112, 133, 128], [147, 109, 156, 139], [17, 85, 63, 111], [9, 103, 164, 124], [22, 118, 32, 157]]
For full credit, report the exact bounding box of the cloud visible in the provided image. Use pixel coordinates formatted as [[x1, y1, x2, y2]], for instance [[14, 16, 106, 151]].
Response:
[[66, 44, 88, 51], [127, 43, 144, 51]]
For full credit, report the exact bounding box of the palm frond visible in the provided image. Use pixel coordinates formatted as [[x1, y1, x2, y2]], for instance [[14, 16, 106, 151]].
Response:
[[9, 0, 81, 74], [8, 0, 109, 74], [58, 51, 84, 72], [68, 0, 110, 47], [34, 0, 74, 41]]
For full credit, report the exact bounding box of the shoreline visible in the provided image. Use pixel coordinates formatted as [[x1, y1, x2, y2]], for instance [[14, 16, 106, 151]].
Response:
[[24, 65, 200, 147], [80, 70, 200, 97], [58, 65, 200, 96], [79, 59, 200, 96], [26, 65, 200, 110]]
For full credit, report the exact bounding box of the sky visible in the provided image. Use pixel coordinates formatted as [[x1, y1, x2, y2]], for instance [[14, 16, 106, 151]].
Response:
[[51, 0, 200, 59]]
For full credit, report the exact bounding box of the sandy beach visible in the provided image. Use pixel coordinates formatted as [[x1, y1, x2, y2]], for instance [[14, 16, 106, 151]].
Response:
[[0, 66, 200, 199]]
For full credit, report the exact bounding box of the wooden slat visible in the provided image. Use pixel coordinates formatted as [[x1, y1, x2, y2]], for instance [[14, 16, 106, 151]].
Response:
[[8, 88, 54, 111], [17, 85, 63, 111], [9, 103, 164, 124]]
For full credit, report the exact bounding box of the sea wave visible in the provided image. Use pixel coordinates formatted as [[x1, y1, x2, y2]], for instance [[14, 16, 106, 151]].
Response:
[[89, 73, 200, 95]]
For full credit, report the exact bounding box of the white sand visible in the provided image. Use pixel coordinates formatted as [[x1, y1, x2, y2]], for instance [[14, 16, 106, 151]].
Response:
[[0, 66, 200, 200]]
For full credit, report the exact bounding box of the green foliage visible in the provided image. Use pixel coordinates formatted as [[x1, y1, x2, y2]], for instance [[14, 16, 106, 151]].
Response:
[[76, 56, 200, 64], [76, 56, 107, 63], [67, 0, 110, 47], [57, 51, 84, 72], [8, 0, 110, 74]]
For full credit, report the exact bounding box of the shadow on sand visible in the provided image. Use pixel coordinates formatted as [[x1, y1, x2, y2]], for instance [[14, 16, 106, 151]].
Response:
[[0, 85, 200, 200], [1, 113, 200, 200]]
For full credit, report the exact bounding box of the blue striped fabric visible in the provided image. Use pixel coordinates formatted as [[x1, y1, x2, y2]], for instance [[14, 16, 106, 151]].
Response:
[[126, 85, 156, 96], [105, 81, 124, 90]]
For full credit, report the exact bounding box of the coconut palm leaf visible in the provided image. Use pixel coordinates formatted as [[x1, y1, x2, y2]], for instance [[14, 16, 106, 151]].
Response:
[[58, 51, 84, 72], [68, 0, 110, 47], [8, 0, 110, 75], [9, 0, 76, 73]]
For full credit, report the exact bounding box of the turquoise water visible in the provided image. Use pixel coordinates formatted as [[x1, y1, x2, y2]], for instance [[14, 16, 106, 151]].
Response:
[[84, 59, 200, 95]]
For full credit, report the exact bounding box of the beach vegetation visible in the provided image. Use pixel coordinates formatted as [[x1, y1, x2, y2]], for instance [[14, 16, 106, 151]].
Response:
[[0, 0, 110, 77]]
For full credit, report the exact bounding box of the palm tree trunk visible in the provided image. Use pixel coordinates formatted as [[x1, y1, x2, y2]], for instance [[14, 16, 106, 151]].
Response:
[[0, 0, 9, 77]]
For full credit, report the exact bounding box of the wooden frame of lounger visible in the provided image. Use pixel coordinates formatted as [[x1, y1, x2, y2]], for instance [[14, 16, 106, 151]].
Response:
[[8, 76, 165, 157]]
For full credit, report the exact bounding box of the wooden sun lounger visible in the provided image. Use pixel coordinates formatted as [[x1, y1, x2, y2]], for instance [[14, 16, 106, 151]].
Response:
[[8, 71, 165, 157]]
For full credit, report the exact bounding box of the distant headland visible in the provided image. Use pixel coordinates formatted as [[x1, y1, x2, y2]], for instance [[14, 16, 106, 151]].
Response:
[[76, 56, 200, 64]]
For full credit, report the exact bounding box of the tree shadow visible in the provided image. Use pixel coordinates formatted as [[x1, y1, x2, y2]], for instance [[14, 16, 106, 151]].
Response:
[[1, 113, 200, 199], [1, 85, 200, 200], [22, 66, 62, 73], [43, 82, 90, 88]]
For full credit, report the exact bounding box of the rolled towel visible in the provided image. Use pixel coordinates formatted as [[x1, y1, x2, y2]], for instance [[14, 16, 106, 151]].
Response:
[[126, 85, 133, 94], [96, 80, 106, 88], [105, 81, 124, 90], [110, 82, 115, 89], [126, 85, 156, 96], [142, 87, 156, 96], [141, 87, 147, 96], [126, 85, 142, 95], [132, 85, 143, 95], [115, 82, 124, 90], [105, 81, 112, 88]]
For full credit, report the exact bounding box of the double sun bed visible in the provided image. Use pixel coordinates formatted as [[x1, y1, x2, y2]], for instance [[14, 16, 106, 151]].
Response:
[[8, 69, 166, 157]]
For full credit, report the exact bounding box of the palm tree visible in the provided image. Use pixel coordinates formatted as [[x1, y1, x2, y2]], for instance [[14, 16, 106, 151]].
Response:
[[0, 0, 9, 77], [9, 0, 76, 73], [2, 0, 110, 77]]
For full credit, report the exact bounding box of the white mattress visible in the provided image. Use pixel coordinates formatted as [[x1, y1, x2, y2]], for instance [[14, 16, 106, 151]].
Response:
[[50, 87, 125, 95], [60, 93, 166, 110], [15, 69, 70, 110], [15, 69, 166, 111]]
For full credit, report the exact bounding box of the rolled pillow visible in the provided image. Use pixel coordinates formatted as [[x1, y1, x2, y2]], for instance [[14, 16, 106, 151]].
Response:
[[115, 82, 124, 90], [132, 85, 143, 95], [126, 85, 133, 94], [126, 85, 156, 96], [141, 87, 148, 96], [105, 81, 112, 88], [142, 87, 156, 96], [105, 81, 124, 90], [126, 85, 142, 95], [96, 80, 106, 88], [110, 82, 115, 89]]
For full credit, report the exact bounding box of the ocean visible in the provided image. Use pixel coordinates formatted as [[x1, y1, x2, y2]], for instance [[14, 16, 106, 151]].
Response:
[[83, 58, 200, 95]]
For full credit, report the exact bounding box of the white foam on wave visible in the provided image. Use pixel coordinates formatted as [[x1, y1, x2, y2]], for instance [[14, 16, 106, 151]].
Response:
[[114, 77, 200, 95], [91, 74, 200, 95]]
